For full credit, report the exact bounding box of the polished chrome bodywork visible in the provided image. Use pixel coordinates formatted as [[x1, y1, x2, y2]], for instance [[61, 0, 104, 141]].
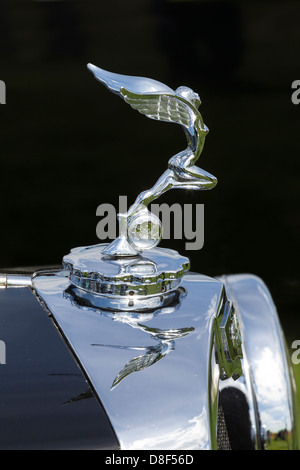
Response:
[[88, 64, 217, 257], [0, 267, 296, 449], [20, 268, 296, 450], [32, 269, 225, 450]]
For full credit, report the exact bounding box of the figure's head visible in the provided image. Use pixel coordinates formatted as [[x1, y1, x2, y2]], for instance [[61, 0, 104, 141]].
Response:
[[175, 86, 202, 109]]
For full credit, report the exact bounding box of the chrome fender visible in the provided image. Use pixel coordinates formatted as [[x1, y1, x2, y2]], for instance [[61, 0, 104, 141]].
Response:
[[220, 274, 299, 450]]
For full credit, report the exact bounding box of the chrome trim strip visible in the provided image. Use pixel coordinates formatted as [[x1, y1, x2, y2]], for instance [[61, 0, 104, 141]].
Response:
[[0, 274, 32, 289]]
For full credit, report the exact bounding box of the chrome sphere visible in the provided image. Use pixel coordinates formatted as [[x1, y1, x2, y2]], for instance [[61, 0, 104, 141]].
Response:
[[127, 213, 162, 251]]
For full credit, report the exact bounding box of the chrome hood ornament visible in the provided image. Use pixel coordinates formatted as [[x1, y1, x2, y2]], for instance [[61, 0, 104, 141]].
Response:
[[24, 66, 299, 450], [87, 64, 217, 257], [63, 65, 217, 305]]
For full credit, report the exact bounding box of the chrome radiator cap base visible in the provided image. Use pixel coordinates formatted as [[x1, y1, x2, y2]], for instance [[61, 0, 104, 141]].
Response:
[[63, 243, 190, 301]]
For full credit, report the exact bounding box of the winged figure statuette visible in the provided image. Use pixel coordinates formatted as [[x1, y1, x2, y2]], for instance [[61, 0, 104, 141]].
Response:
[[88, 64, 217, 256]]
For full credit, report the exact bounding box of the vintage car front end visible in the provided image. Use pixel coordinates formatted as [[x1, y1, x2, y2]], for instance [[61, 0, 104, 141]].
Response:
[[0, 64, 298, 451], [0, 263, 298, 450]]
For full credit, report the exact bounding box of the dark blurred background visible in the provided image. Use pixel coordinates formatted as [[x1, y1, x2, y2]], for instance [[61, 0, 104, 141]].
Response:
[[0, 0, 299, 340]]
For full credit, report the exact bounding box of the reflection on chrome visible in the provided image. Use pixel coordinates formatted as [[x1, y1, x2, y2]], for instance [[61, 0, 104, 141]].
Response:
[[222, 274, 299, 450], [252, 346, 293, 449], [214, 297, 243, 381], [93, 324, 194, 390], [125, 409, 209, 451], [93, 343, 173, 390], [63, 244, 190, 304], [65, 284, 194, 390]]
